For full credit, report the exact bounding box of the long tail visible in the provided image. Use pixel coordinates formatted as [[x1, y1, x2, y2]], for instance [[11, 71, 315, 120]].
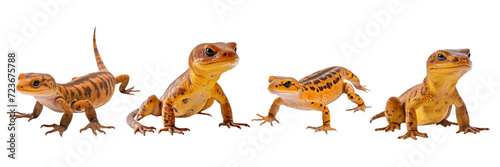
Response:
[[370, 111, 385, 123], [341, 67, 368, 91], [93, 27, 108, 71]]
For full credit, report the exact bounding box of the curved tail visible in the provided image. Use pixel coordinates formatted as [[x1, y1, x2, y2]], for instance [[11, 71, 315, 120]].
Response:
[[342, 67, 369, 92], [370, 111, 385, 123], [93, 27, 108, 71]]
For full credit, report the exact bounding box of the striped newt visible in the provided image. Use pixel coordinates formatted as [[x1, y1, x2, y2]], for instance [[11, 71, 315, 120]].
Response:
[[253, 66, 370, 133], [15, 28, 139, 136], [370, 49, 489, 140], [126, 42, 249, 135]]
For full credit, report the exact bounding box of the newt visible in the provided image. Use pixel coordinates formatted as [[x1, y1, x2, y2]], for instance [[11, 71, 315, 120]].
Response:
[[126, 42, 249, 135], [15, 28, 139, 136], [253, 66, 370, 133], [370, 48, 489, 140]]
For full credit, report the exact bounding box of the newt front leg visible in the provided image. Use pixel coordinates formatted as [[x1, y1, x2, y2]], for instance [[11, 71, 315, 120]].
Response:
[[15, 101, 43, 122], [158, 101, 190, 135], [41, 98, 73, 136], [454, 96, 489, 134], [398, 107, 428, 140], [213, 84, 249, 129], [306, 101, 336, 134], [253, 97, 282, 126]]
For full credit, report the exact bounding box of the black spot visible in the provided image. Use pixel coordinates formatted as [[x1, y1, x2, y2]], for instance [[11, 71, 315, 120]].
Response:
[[275, 85, 278, 88], [311, 102, 314, 104], [182, 98, 189, 104], [310, 87, 316, 91], [319, 104, 322, 107], [313, 80, 321, 85], [178, 88, 186, 95], [325, 112, 329, 115], [408, 122, 413, 126]]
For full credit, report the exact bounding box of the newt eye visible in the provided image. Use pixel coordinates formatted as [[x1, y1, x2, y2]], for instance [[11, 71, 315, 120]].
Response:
[[234, 47, 237, 52], [437, 53, 446, 61], [467, 53, 471, 59], [284, 81, 291, 88], [206, 48, 215, 56], [32, 80, 41, 87]]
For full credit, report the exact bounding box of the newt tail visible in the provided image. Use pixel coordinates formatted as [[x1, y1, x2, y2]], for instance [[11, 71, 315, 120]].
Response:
[[93, 27, 108, 72]]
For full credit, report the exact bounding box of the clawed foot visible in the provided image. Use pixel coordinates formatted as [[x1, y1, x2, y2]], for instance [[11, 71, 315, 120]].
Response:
[[307, 124, 336, 134], [219, 120, 250, 129], [346, 105, 371, 112], [80, 122, 115, 136], [133, 123, 156, 136], [457, 126, 489, 134], [196, 111, 212, 117], [41, 124, 67, 136], [14, 112, 37, 122], [121, 86, 140, 95], [436, 119, 458, 127], [158, 125, 190, 135], [398, 130, 428, 140], [375, 123, 401, 132], [252, 114, 279, 126]]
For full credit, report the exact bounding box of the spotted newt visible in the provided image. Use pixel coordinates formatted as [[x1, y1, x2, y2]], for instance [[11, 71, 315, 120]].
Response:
[[126, 42, 249, 135], [252, 66, 370, 133], [370, 48, 489, 140], [15, 28, 139, 136]]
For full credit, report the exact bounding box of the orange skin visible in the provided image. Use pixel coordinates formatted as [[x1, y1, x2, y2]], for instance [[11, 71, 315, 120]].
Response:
[[15, 28, 139, 136], [126, 42, 249, 136], [370, 49, 489, 140], [253, 66, 370, 133]]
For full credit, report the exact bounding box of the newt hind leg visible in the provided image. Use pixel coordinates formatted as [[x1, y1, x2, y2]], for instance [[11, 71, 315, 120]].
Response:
[[375, 97, 405, 132], [127, 95, 161, 135], [115, 74, 139, 95], [343, 82, 370, 112], [72, 100, 114, 135]]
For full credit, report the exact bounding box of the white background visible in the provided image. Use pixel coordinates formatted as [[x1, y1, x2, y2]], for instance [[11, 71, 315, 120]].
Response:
[[1, 0, 499, 166]]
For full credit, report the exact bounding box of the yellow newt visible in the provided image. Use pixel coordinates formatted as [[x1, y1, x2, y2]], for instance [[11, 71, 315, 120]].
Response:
[[253, 66, 370, 133], [370, 48, 489, 140], [126, 42, 249, 135]]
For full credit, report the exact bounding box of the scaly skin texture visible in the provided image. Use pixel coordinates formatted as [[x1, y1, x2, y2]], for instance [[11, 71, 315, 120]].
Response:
[[253, 66, 370, 134], [126, 42, 249, 136], [370, 48, 489, 140], [15, 28, 139, 136]]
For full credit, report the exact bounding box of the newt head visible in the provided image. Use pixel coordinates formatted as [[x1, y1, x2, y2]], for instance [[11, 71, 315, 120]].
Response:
[[427, 48, 471, 76], [268, 76, 300, 96], [189, 42, 238, 77], [17, 73, 57, 96]]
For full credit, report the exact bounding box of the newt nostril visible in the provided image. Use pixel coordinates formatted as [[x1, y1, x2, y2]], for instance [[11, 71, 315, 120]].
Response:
[[223, 53, 227, 57], [453, 58, 459, 62]]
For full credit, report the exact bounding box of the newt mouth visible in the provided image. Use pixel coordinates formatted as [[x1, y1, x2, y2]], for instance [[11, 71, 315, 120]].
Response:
[[431, 64, 471, 70], [199, 59, 238, 66]]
